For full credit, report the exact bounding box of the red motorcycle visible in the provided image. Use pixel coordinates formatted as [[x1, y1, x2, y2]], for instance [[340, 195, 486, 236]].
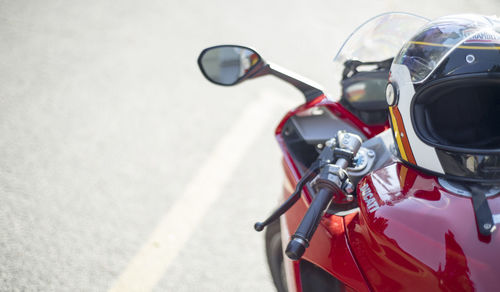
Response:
[[197, 13, 500, 292]]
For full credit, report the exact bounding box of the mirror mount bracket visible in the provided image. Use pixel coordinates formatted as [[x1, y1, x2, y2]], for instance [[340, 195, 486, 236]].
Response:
[[250, 63, 325, 103]]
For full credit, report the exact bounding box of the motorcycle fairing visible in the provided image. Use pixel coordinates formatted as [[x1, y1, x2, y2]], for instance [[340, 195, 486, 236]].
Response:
[[348, 162, 500, 291], [280, 156, 370, 292], [275, 95, 388, 292]]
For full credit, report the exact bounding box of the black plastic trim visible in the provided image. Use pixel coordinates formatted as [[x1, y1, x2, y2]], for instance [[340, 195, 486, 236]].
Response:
[[397, 150, 500, 183], [299, 260, 344, 292], [435, 149, 500, 182], [265, 64, 324, 102]]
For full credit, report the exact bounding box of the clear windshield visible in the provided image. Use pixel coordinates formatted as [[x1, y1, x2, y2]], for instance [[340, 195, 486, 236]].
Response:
[[332, 13, 429, 95], [394, 14, 500, 83]]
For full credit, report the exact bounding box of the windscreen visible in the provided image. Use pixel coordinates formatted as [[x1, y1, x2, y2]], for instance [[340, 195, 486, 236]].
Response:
[[332, 12, 429, 91], [332, 13, 429, 124]]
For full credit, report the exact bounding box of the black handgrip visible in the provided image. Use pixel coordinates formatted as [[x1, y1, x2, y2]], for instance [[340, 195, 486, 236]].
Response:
[[285, 188, 334, 260]]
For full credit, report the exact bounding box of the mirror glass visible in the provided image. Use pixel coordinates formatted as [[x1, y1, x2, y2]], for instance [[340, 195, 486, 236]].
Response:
[[199, 46, 261, 85]]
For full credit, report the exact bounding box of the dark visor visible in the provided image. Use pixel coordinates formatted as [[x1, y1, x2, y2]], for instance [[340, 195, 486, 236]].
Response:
[[414, 77, 500, 181]]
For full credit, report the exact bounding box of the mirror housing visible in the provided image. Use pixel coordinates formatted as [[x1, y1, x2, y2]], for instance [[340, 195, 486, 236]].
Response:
[[197, 45, 264, 86], [197, 44, 325, 102]]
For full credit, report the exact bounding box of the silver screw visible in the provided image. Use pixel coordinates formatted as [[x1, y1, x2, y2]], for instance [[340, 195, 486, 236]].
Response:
[[484, 223, 492, 230], [466, 54, 475, 64], [367, 150, 375, 158], [325, 138, 336, 148], [344, 181, 355, 194]]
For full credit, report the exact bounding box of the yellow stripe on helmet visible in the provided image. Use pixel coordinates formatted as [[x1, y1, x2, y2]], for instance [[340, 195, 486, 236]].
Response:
[[409, 41, 500, 50]]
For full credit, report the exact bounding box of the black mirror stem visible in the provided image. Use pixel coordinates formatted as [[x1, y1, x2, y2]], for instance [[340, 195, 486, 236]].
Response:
[[251, 63, 325, 103]]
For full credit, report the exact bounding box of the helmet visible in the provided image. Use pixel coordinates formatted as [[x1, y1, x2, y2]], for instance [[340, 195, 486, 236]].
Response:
[[387, 14, 500, 182]]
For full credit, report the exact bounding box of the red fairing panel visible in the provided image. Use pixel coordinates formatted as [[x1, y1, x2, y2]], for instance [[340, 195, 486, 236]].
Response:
[[281, 158, 370, 292], [347, 163, 500, 291], [275, 96, 386, 292]]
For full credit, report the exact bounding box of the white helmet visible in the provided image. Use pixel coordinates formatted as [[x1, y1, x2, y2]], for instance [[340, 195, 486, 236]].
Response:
[[387, 14, 500, 182]]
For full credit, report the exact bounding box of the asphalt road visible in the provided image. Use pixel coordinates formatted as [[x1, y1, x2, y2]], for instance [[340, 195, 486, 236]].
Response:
[[0, 0, 499, 291]]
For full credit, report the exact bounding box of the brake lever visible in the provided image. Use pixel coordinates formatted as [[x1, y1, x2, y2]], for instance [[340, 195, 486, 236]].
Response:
[[254, 139, 337, 232], [254, 161, 321, 232]]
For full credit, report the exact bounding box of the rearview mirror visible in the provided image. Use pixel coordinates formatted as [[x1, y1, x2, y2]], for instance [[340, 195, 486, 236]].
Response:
[[197, 45, 263, 86], [197, 44, 324, 102]]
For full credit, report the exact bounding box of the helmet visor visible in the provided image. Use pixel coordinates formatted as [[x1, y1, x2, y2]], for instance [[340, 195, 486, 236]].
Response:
[[394, 14, 500, 83]]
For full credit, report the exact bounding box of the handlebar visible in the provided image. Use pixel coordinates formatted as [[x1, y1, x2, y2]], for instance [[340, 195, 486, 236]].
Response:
[[284, 131, 362, 261], [254, 131, 362, 261], [285, 187, 335, 260]]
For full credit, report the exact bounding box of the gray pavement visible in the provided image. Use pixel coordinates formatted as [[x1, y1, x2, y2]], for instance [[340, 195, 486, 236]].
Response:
[[0, 0, 499, 291]]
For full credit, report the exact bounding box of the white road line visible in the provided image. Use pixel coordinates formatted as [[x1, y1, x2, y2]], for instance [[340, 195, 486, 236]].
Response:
[[107, 95, 288, 292]]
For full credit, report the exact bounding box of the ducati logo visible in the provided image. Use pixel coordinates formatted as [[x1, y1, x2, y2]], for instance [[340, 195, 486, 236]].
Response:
[[359, 184, 380, 213]]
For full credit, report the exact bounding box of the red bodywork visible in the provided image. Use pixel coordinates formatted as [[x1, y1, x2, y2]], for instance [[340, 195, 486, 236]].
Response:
[[276, 96, 500, 291], [350, 163, 500, 291]]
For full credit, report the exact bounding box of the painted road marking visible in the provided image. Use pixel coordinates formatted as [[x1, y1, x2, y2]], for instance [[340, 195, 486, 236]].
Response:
[[107, 93, 294, 292]]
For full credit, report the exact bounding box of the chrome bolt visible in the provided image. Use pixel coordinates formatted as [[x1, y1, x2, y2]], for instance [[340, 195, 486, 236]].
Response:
[[484, 223, 493, 230], [344, 181, 355, 194], [325, 138, 336, 148], [367, 150, 375, 158]]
